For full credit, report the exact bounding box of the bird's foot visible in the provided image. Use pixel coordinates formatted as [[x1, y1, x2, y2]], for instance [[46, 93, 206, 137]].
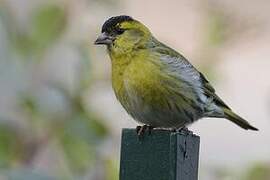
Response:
[[176, 126, 193, 135], [136, 125, 154, 138]]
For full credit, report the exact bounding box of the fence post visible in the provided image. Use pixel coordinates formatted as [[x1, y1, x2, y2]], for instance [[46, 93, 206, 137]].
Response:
[[119, 128, 200, 180]]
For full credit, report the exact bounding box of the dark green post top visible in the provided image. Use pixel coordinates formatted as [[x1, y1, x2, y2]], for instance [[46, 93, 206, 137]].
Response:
[[119, 128, 200, 180]]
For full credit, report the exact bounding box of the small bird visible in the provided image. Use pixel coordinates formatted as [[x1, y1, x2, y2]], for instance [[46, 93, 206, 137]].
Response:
[[94, 15, 258, 134]]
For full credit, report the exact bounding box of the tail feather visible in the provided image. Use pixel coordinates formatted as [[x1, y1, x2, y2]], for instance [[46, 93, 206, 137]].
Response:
[[223, 108, 258, 131]]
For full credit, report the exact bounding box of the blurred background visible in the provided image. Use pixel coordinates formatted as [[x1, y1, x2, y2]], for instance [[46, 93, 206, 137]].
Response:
[[0, 0, 269, 179]]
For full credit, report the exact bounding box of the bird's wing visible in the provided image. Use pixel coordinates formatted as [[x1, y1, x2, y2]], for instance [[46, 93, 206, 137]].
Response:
[[198, 72, 230, 109], [153, 44, 230, 109]]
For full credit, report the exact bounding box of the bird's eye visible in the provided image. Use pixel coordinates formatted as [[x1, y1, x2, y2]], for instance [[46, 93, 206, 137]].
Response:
[[116, 27, 125, 35]]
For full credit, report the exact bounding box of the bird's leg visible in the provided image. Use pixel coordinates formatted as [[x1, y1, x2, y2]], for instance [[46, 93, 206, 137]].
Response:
[[177, 126, 192, 135], [136, 125, 154, 137], [136, 125, 146, 137], [179, 126, 188, 131], [146, 125, 154, 135], [136, 126, 143, 134]]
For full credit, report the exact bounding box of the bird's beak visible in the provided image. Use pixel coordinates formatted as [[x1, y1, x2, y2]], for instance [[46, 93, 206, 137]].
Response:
[[94, 32, 114, 45]]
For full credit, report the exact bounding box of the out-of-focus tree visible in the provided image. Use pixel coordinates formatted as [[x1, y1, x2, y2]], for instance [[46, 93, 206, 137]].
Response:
[[0, 0, 119, 179], [243, 163, 270, 180]]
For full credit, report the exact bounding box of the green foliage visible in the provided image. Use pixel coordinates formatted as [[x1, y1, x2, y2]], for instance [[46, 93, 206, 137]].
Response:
[[12, 33, 36, 58], [31, 5, 66, 49], [244, 163, 270, 180], [105, 159, 119, 180], [11, 4, 67, 57], [210, 167, 239, 180], [59, 111, 108, 173], [0, 1, 119, 179], [77, 46, 94, 91], [16, 88, 109, 176], [61, 133, 95, 173], [0, 123, 19, 168], [207, 13, 226, 46]]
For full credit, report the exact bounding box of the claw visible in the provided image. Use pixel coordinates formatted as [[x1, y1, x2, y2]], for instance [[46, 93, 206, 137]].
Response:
[[137, 125, 147, 137], [136, 125, 154, 138], [147, 126, 154, 135], [177, 126, 192, 135]]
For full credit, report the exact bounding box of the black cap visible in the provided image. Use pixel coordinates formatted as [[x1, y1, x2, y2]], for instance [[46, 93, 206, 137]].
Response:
[[101, 15, 133, 33]]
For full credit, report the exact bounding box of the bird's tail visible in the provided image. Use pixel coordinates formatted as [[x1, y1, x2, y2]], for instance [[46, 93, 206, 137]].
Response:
[[223, 108, 258, 131]]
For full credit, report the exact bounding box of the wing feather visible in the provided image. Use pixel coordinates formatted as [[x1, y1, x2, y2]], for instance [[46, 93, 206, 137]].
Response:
[[152, 43, 230, 109]]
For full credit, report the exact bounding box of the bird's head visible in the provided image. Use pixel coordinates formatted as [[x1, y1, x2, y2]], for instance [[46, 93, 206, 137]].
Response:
[[94, 15, 152, 53]]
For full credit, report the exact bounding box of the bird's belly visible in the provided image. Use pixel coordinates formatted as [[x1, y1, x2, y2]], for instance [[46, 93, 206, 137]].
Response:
[[119, 84, 200, 128], [128, 103, 192, 128]]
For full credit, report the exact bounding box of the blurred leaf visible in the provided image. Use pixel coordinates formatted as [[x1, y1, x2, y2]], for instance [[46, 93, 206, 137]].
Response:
[[8, 4, 67, 57], [63, 112, 108, 145], [31, 4, 66, 52], [65, 94, 108, 141], [244, 163, 270, 180], [59, 110, 108, 173], [105, 158, 118, 180], [77, 45, 93, 91], [210, 166, 239, 180], [0, 124, 17, 168], [19, 94, 43, 127], [86, 115, 108, 139], [20, 95, 39, 114], [207, 13, 226, 46], [89, 0, 119, 7], [61, 134, 94, 173], [13, 33, 36, 57], [0, 122, 24, 168]]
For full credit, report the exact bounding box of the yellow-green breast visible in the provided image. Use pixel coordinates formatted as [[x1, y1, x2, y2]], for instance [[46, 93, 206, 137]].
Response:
[[109, 49, 187, 127], [111, 50, 166, 106]]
